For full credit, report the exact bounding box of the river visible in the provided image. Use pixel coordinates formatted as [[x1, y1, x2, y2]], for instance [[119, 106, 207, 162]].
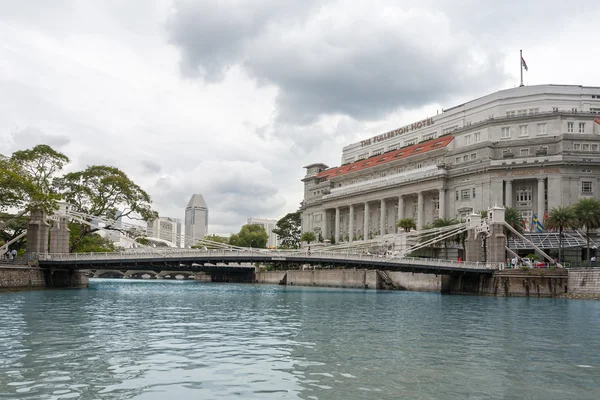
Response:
[[1, 279, 599, 399]]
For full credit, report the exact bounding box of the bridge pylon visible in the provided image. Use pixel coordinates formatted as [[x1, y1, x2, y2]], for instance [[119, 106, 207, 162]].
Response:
[[26, 210, 50, 260]]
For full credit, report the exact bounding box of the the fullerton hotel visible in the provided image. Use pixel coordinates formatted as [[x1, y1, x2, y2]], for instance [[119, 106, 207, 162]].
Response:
[[300, 84, 600, 243]]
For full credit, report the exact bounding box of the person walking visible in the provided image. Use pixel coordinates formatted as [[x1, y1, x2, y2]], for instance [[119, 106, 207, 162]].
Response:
[[592, 255, 597, 267], [11, 249, 17, 262]]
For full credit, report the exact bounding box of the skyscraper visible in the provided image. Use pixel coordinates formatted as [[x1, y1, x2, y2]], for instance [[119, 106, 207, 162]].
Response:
[[147, 216, 182, 247], [185, 194, 208, 247]]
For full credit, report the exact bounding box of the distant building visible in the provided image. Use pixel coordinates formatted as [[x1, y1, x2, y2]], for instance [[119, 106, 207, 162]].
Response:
[[185, 194, 209, 247], [147, 216, 182, 247], [247, 217, 279, 248]]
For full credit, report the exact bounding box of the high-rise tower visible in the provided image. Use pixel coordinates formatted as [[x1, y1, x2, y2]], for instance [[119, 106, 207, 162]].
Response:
[[184, 194, 208, 247]]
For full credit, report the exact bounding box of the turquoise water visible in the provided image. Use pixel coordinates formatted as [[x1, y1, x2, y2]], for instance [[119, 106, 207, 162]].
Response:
[[1, 279, 599, 399]]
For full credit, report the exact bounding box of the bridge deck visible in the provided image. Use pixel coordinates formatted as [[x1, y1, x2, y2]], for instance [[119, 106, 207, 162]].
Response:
[[37, 250, 497, 275]]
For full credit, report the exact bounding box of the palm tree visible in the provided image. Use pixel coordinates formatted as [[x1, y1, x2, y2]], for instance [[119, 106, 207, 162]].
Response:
[[430, 218, 461, 259], [397, 218, 416, 232], [546, 206, 576, 263], [301, 231, 316, 245], [572, 198, 600, 262], [504, 207, 524, 238]]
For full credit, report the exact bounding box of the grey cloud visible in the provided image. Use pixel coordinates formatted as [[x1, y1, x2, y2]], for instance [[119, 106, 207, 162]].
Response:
[[7, 126, 71, 153], [141, 160, 162, 174], [167, 0, 507, 125]]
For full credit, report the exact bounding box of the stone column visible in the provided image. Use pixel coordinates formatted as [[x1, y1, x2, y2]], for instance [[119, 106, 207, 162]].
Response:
[[363, 202, 369, 240], [349, 205, 354, 242], [322, 210, 328, 240], [417, 192, 424, 230], [537, 178, 545, 223], [505, 180, 513, 208], [27, 210, 50, 260], [397, 196, 404, 233], [334, 207, 340, 243], [380, 199, 386, 235], [49, 216, 70, 254], [438, 188, 446, 220]]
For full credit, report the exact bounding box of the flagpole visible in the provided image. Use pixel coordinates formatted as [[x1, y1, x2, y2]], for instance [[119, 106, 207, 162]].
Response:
[[520, 49, 524, 87]]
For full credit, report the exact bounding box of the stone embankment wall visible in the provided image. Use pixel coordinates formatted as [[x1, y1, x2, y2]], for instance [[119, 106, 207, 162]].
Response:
[[256, 269, 447, 291], [0, 265, 89, 290], [567, 268, 600, 295], [448, 269, 568, 297]]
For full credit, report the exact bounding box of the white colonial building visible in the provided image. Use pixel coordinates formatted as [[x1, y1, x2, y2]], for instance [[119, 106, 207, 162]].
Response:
[[300, 84, 600, 243]]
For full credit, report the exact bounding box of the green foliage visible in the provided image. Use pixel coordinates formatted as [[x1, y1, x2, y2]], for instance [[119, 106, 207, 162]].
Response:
[[397, 218, 416, 232], [478, 210, 488, 219], [572, 198, 600, 261], [135, 237, 150, 246], [504, 207, 524, 236], [1, 145, 69, 213], [318, 232, 324, 243], [272, 212, 301, 249], [229, 224, 269, 248], [0, 212, 28, 251], [68, 223, 115, 253], [546, 205, 577, 262], [301, 231, 316, 244], [193, 234, 230, 249]]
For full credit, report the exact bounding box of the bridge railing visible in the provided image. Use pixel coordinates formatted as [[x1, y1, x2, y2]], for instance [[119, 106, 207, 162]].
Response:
[[36, 250, 499, 270]]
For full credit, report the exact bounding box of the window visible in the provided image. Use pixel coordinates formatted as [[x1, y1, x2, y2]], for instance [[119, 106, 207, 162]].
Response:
[[572, 107, 578, 113], [567, 122, 574, 133], [460, 189, 471, 201], [516, 186, 532, 206], [474, 132, 481, 143], [373, 148, 384, 156], [582, 181, 593, 194], [579, 123, 585, 133], [455, 190, 459, 201], [582, 143, 590, 151], [573, 143, 581, 150], [472, 188, 476, 199], [592, 144, 599, 151], [422, 133, 436, 141], [388, 144, 399, 151], [470, 153, 477, 160], [455, 156, 461, 164], [506, 111, 516, 117], [501, 127, 511, 138], [442, 125, 459, 135], [463, 155, 469, 162], [464, 135, 471, 146], [520, 148, 530, 156], [591, 107, 600, 114], [552, 107, 559, 112], [537, 123, 547, 135], [519, 125, 529, 137], [405, 139, 417, 146], [517, 109, 527, 116], [416, 162, 423, 168], [358, 153, 368, 160], [529, 108, 539, 114], [433, 198, 439, 211]]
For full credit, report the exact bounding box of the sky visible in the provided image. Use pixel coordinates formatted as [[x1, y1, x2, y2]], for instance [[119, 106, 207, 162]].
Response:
[[1, 0, 599, 235]]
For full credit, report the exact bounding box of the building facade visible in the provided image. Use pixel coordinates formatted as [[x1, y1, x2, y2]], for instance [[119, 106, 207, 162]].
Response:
[[184, 194, 209, 247], [147, 216, 182, 247], [301, 84, 600, 243], [247, 217, 279, 248]]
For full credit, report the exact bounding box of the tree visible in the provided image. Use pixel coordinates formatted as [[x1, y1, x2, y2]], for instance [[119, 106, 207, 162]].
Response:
[[572, 198, 600, 262], [54, 165, 158, 251], [546, 206, 577, 263], [0, 212, 28, 252], [229, 224, 268, 248], [69, 223, 115, 253], [504, 207, 524, 238], [397, 218, 416, 232], [272, 212, 301, 249], [301, 231, 316, 244], [1, 145, 69, 213], [429, 218, 461, 259], [193, 234, 229, 249]]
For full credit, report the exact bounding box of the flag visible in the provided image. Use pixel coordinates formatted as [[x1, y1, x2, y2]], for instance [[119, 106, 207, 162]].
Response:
[[521, 56, 528, 71], [533, 213, 544, 233]]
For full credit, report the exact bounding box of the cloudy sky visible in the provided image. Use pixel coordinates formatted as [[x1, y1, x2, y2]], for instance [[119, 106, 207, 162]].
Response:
[[1, 0, 599, 235]]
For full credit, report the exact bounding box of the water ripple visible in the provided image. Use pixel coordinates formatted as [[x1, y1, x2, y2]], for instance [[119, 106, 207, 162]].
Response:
[[1, 280, 599, 399]]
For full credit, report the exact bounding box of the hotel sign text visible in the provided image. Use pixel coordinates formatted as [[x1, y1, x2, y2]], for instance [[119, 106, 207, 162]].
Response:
[[361, 118, 435, 147]]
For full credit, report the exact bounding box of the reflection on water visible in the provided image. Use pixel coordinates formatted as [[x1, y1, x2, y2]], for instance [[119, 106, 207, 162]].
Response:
[[1, 279, 599, 399]]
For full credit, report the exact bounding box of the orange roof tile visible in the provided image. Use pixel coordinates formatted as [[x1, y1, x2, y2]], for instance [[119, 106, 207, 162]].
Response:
[[317, 135, 454, 179]]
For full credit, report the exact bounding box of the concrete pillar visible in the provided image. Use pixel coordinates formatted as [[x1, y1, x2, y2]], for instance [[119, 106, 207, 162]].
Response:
[[363, 202, 369, 239], [464, 214, 482, 262], [438, 188, 446, 220], [417, 192, 424, 230], [334, 207, 340, 243], [380, 199, 386, 235], [322, 210, 328, 240], [505, 180, 513, 208], [488, 223, 507, 263], [537, 178, 545, 223], [49, 216, 70, 254], [27, 210, 50, 260], [349, 205, 354, 242], [397, 196, 404, 233]]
